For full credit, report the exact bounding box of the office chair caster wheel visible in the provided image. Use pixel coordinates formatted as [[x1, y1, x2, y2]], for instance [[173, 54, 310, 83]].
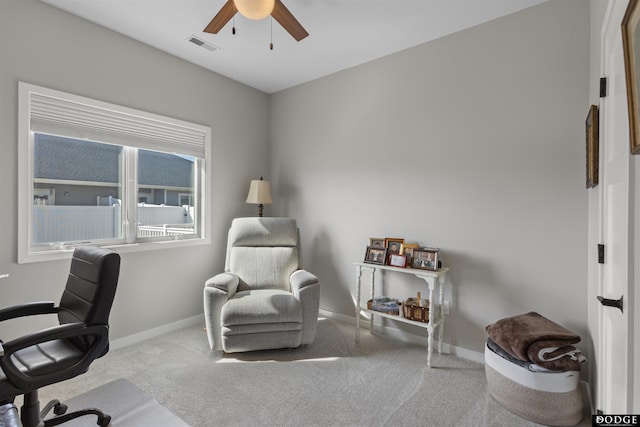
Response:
[[53, 402, 68, 415], [97, 414, 111, 426]]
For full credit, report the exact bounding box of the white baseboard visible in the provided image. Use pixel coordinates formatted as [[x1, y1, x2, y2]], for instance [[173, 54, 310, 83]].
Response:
[[111, 314, 204, 350], [319, 308, 485, 364]]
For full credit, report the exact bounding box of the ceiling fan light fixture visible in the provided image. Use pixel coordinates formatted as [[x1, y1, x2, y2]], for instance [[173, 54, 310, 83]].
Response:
[[233, 0, 275, 20]]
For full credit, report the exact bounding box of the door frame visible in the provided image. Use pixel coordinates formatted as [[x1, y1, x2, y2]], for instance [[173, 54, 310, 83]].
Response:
[[593, 0, 637, 413]]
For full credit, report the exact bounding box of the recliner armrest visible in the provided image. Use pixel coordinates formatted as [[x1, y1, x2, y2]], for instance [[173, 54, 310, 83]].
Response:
[[290, 270, 319, 296], [205, 272, 239, 296], [203, 273, 240, 351]]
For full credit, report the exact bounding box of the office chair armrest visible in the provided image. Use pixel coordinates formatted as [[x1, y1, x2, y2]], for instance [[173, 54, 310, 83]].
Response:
[[205, 272, 239, 296], [0, 301, 57, 322], [0, 323, 108, 390], [290, 270, 319, 296]]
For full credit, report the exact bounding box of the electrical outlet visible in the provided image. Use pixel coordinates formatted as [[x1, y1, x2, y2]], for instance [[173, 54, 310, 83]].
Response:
[[442, 300, 450, 315]]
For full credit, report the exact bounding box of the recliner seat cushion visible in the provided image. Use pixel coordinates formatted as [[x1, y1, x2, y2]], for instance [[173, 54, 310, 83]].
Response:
[[221, 289, 302, 328]]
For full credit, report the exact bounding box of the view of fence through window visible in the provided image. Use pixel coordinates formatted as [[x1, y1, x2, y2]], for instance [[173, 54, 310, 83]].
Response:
[[33, 133, 196, 244]]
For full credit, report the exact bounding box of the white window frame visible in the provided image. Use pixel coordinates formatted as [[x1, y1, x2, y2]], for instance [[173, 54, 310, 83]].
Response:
[[18, 82, 212, 263]]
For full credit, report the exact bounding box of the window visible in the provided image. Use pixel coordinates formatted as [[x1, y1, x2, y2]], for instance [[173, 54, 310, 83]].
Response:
[[19, 82, 211, 263]]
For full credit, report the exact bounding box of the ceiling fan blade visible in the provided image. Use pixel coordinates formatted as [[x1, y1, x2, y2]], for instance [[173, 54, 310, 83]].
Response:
[[271, 0, 309, 41], [203, 0, 237, 34]]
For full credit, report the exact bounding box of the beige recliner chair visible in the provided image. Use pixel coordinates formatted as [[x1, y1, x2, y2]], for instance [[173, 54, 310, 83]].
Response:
[[204, 217, 320, 353]]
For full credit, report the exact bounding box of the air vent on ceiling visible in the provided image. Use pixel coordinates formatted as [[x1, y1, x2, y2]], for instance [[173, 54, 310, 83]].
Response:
[[187, 35, 219, 52]]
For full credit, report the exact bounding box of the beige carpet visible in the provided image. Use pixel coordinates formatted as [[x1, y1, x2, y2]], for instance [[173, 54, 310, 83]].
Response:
[[29, 316, 590, 426]]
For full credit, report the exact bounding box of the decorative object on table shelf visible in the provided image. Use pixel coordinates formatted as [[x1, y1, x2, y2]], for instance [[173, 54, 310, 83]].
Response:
[[585, 104, 599, 188], [364, 246, 387, 265], [367, 296, 400, 315], [369, 237, 385, 248], [412, 247, 439, 271], [388, 254, 407, 268], [246, 176, 273, 217], [622, 0, 640, 155], [363, 237, 443, 268], [404, 292, 430, 322], [400, 243, 419, 266], [384, 238, 404, 255]]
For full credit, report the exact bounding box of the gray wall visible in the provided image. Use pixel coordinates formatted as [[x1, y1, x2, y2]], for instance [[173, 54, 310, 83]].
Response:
[[0, 0, 269, 339], [269, 0, 590, 355]]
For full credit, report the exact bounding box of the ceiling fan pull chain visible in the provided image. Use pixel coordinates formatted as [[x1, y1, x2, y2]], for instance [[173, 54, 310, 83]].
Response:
[[270, 17, 274, 50], [232, 15, 236, 35]]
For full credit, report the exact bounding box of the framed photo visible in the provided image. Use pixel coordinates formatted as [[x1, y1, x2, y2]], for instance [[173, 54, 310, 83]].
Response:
[[364, 246, 387, 265], [384, 238, 404, 256], [622, 0, 640, 155], [412, 248, 439, 271], [400, 243, 419, 266], [369, 238, 385, 249], [586, 105, 599, 188], [389, 254, 407, 268]]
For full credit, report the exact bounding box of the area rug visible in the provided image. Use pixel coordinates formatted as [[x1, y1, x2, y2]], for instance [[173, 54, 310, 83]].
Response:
[[56, 378, 189, 426]]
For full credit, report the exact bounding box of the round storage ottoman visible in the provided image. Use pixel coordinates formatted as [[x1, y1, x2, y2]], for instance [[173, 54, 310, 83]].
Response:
[[485, 343, 584, 426]]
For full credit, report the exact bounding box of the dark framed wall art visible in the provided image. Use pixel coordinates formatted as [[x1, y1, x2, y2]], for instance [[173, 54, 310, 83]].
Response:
[[586, 104, 599, 188], [622, 0, 640, 154]]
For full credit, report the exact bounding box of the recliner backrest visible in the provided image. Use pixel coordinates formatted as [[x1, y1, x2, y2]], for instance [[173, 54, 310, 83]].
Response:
[[225, 218, 300, 292], [57, 246, 120, 350]]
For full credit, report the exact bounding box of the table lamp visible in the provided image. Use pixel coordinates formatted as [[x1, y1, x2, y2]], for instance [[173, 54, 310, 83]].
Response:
[[246, 176, 272, 217]]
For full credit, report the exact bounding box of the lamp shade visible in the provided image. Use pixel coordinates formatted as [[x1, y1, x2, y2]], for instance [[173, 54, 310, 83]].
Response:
[[246, 179, 273, 204], [233, 0, 275, 20]]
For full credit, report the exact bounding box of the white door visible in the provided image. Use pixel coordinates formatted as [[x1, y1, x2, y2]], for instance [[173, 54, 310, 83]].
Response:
[[598, 0, 633, 413]]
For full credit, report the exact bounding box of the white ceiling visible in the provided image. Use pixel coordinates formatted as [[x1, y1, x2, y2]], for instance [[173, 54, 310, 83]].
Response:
[[41, 0, 546, 94]]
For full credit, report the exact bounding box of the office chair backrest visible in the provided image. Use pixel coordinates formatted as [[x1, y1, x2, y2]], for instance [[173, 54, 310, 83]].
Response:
[[57, 246, 120, 351], [225, 217, 300, 292]]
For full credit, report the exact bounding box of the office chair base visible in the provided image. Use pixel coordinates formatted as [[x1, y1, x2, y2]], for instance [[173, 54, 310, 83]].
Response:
[[21, 392, 111, 427], [43, 408, 111, 426]]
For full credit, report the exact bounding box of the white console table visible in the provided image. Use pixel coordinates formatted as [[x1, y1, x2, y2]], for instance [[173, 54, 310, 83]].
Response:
[[354, 262, 450, 368]]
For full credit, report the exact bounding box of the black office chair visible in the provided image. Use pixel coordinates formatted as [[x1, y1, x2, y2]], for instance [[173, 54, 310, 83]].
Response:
[[0, 246, 120, 427]]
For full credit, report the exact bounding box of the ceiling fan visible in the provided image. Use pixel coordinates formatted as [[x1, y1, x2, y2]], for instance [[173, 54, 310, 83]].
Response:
[[203, 0, 309, 42]]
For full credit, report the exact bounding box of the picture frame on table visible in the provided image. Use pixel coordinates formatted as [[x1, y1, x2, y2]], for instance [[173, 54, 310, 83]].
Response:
[[388, 254, 407, 268], [586, 104, 599, 188], [400, 243, 419, 266], [384, 238, 404, 256], [369, 238, 385, 249], [364, 246, 387, 265], [412, 248, 439, 271], [622, 0, 640, 154]]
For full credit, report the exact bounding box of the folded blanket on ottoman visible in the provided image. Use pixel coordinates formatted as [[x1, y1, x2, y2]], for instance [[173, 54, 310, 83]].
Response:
[[486, 312, 585, 372]]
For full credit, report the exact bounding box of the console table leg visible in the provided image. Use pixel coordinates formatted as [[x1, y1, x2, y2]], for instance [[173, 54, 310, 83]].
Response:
[[355, 265, 362, 344], [437, 275, 445, 354], [369, 268, 375, 332], [427, 326, 434, 369]]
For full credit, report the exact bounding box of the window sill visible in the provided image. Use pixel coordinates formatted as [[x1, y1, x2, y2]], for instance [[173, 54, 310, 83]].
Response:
[[18, 236, 210, 264]]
